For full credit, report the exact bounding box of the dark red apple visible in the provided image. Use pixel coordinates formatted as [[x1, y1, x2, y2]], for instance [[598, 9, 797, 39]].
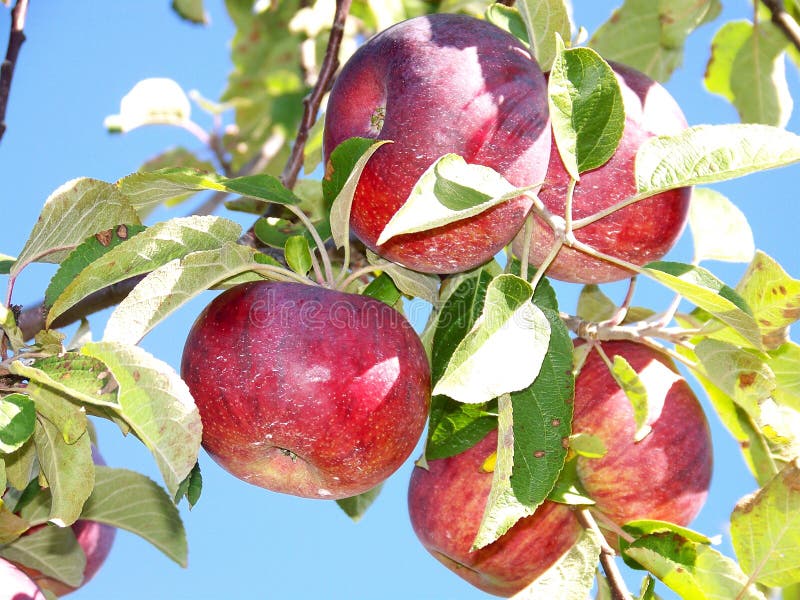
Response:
[[573, 340, 713, 533], [513, 62, 691, 283], [408, 430, 582, 597], [181, 281, 431, 499], [0, 558, 45, 600], [323, 13, 551, 274]]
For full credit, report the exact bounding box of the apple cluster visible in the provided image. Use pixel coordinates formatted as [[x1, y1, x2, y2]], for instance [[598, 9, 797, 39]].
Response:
[[178, 10, 709, 599]]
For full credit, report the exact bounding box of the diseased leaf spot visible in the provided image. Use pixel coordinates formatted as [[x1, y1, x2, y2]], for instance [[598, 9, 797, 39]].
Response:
[[738, 372, 757, 388]]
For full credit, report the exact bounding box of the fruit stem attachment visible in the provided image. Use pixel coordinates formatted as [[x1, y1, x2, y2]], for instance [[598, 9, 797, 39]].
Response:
[[518, 211, 535, 282], [285, 204, 336, 286], [575, 508, 633, 600], [571, 189, 659, 230]]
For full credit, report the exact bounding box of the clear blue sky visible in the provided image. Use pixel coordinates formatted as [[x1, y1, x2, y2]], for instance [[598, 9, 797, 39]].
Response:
[[1, 2, 798, 599]]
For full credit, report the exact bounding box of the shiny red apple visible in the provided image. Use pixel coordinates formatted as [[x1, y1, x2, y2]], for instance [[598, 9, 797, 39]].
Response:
[[408, 430, 582, 597], [181, 281, 431, 499], [573, 340, 713, 534], [514, 62, 691, 283], [324, 13, 551, 274]]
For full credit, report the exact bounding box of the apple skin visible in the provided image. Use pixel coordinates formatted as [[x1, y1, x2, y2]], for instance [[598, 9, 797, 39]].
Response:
[[323, 13, 551, 274], [0, 558, 45, 600], [181, 281, 431, 499], [513, 62, 691, 283], [408, 430, 582, 597], [574, 340, 713, 534]]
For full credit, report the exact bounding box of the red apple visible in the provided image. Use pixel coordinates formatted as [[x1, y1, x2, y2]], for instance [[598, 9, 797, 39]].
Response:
[[408, 430, 582, 597], [323, 13, 551, 274], [573, 340, 713, 533], [0, 558, 45, 600], [513, 62, 691, 283], [181, 281, 431, 499]]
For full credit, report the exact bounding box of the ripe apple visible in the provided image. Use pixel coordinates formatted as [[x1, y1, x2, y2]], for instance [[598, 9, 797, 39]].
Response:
[[0, 558, 45, 600], [408, 430, 582, 597], [513, 62, 691, 283], [323, 13, 551, 274], [573, 340, 713, 534], [181, 280, 431, 499]]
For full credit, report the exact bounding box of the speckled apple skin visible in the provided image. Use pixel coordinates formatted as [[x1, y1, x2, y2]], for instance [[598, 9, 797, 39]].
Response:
[[514, 62, 691, 283], [0, 558, 45, 600], [323, 13, 551, 274], [181, 281, 431, 499], [574, 341, 712, 534], [408, 431, 581, 597]]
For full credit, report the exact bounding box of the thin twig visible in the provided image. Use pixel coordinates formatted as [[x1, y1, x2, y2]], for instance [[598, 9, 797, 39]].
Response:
[[279, 0, 352, 189], [575, 509, 632, 600], [762, 0, 800, 53], [0, 0, 29, 143]]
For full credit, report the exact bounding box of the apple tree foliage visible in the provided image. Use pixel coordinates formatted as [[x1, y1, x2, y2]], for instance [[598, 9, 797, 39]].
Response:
[[2, 0, 800, 598]]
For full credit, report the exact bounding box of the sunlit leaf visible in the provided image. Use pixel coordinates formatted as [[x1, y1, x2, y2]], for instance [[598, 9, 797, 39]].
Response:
[[365, 249, 440, 305], [104, 78, 191, 133], [376, 154, 523, 244], [285, 235, 312, 276], [769, 342, 800, 411], [576, 284, 616, 322], [0, 394, 36, 454], [548, 38, 624, 179], [80, 342, 202, 497], [0, 525, 84, 587], [689, 188, 754, 264], [433, 275, 550, 404], [172, 0, 208, 24]]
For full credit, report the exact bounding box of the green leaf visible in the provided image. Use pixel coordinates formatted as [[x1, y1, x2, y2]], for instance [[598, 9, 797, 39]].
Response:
[[360, 273, 402, 307], [45, 224, 146, 308], [285, 235, 312, 276], [736, 251, 800, 350], [769, 342, 800, 411], [731, 459, 800, 588], [547, 457, 595, 505], [636, 124, 800, 195], [335, 484, 383, 523], [705, 20, 792, 127], [80, 342, 202, 497], [622, 524, 765, 599], [576, 284, 616, 322], [376, 154, 525, 244], [569, 432, 607, 459], [12, 179, 141, 276], [609, 354, 651, 442], [473, 394, 533, 548], [515, 0, 572, 72], [4, 440, 36, 491], [104, 78, 191, 133], [430, 269, 494, 383], [0, 305, 24, 353], [24, 381, 89, 445], [548, 38, 625, 179], [81, 466, 188, 566], [0, 502, 29, 544], [0, 253, 15, 275], [172, 0, 208, 24], [223, 174, 302, 205], [688, 188, 754, 264], [694, 339, 776, 418], [364, 249, 440, 305], [116, 168, 225, 218], [173, 461, 203, 509], [0, 394, 36, 454], [254, 215, 330, 248], [47, 216, 242, 327], [508, 306, 573, 506], [426, 397, 497, 461], [103, 243, 263, 345], [643, 262, 762, 349], [590, 0, 722, 82], [33, 418, 93, 527], [325, 138, 391, 249], [432, 274, 550, 404], [0, 525, 84, 588], [485, 4, 530, 47], [512, 528, 601, 599]]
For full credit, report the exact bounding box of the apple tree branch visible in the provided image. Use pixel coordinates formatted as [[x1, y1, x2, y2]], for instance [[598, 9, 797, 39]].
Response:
[[0, 0, 30, 143], [761, 0, 800, 53]]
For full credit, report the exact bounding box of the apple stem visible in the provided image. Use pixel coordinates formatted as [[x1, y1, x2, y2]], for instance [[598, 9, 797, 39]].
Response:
[[337, 264, 382, 291], [308, 250, 326, 285], [518, 211, 535, 282], [253, 263, 322, 286], [285, 204, 336, 286], [571, 189, 659, 230], [576, 508, 633, 600]]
